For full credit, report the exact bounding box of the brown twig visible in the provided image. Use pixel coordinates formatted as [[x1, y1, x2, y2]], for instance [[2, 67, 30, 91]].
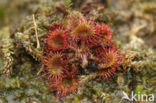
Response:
[[32, 14, 40, 49]]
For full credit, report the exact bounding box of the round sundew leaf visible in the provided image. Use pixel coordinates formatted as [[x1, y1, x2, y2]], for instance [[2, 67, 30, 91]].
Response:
[[99, 52, 116, 69], [72, 23, 94, 38]]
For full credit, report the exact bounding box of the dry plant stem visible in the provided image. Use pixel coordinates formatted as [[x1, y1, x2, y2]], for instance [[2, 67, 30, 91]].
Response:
[[33, 14, 40, 49], [37, 66, 44, 75]]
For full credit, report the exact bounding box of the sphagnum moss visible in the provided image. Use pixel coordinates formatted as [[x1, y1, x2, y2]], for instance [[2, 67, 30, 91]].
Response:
[[0, 27, 14, 75]]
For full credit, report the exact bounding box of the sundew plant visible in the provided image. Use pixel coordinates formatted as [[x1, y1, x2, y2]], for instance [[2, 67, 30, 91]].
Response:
[[41, 9, 125, 97]]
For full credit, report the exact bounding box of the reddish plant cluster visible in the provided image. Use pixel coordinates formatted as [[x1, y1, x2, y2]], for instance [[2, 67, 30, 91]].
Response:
[[42, 11, 124, 97]]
